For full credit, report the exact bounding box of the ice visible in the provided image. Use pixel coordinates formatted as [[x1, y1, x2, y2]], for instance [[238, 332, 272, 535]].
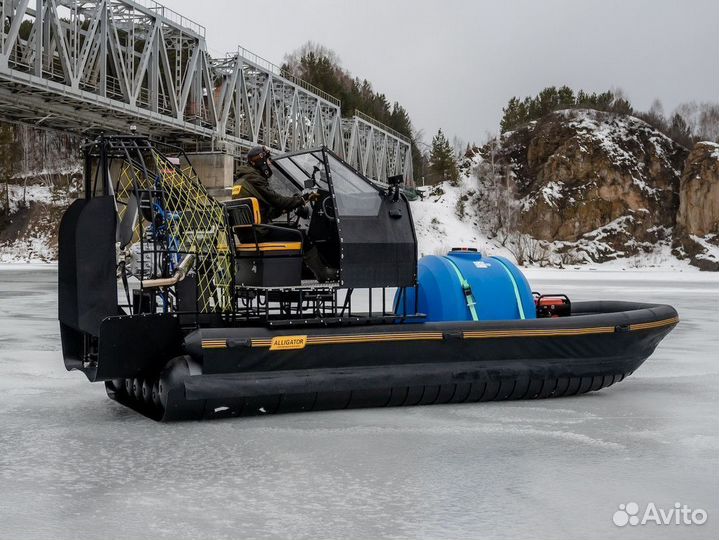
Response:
[[0, 267, 717, 539]]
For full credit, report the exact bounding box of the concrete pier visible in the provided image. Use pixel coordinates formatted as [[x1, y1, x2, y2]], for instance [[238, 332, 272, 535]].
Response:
[[183, 152, 234, 198]]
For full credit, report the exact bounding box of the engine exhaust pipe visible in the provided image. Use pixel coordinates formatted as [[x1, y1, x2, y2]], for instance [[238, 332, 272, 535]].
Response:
[[143, 254, 195, 289]]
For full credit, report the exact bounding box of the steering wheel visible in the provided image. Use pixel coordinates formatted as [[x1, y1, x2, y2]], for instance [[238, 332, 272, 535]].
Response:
[[321, 196, 336, 221]]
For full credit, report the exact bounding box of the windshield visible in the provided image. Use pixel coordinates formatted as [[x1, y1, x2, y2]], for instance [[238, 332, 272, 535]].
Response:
[[273, 149, 383, 217], [273, 152, 328, 190], [267, 162, 301, 196], [326, 154, 382, 217]]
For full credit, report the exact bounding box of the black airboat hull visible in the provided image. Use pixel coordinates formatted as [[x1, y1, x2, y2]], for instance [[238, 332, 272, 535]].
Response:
[[75, 300, 679, 421]]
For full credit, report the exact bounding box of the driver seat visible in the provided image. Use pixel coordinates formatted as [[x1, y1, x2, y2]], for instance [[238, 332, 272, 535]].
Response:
[[224, 197, 303, 286]]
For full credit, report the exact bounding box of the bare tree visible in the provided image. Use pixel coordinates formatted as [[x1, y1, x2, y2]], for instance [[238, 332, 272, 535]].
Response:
[[697, 103, 719, 142], [0, 123, 17, 215], [282, 41, 341, 76], [451, 135, 466, 157], [672, 101, 719, 143], [648, 98, 665, 119], [495, 165, 518, 241], [504, 233, 551, 267], [469, 133, 522, 247]]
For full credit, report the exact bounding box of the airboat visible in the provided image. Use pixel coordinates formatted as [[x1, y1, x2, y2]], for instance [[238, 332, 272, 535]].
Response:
[[58, 136, 678, 421]]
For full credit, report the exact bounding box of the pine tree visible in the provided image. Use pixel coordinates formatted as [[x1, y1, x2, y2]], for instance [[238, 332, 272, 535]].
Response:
[[500, 97, 521, 132], [668, 113, 692, 148], [557, 86, 575, 109], [499, 87, 637, 132], [429, 129, 459, 186], [282, 42, 422, 176]]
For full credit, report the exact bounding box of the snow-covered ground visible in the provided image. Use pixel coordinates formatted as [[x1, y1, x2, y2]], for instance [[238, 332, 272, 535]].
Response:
[[0, 267, 717, 540], [412, 178, 704, 271], [0, 235, 57, 264], [412, 180, 511, 259], [0, 182, 77, 264], [0, 165, 712, 270], [2, 183, 60, 214]]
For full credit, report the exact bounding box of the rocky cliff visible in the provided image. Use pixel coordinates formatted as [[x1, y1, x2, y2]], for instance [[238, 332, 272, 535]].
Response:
[[674, 141, 719, 270], [0, 112, 717, 269], [0, 123, 81, 262], [479, 109, 717, 269]]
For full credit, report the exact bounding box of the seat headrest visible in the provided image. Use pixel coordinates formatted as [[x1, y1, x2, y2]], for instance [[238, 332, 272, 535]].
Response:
[[225, 197, 261, 227]]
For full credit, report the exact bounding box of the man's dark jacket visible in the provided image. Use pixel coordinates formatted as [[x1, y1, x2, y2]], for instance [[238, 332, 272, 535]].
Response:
[[234, 165, 303, 223]]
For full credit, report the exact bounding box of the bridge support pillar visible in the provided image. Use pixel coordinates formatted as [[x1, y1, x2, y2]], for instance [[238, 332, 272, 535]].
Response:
[[183, 152, 234, 198]]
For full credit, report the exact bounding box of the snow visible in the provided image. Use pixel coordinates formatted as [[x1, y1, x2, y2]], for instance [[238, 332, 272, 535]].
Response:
[[12, 163, 81, 180], [0, 182, 77, 263], [697, 140, 719, 160], [569, 110, 640, 167], [0, 267, 717, 539], [0, 234, 56, 263], [2, 183, 57, 214], [410, 173, 703, 271], [690, 234, 719, 263], [564, 109, 680, 186], [0, 158, 712, 269], [541, 181, 564, 207], [632, 177, 659, 196], [410, 180, 513, 259]]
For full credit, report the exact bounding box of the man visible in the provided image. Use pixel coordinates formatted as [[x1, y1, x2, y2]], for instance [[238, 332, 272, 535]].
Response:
[[233, 145, 309, 222], [233, 145, 338, 282]]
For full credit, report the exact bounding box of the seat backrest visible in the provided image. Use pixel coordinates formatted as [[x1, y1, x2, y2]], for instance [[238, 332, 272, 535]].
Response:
[[225, 197, 261, 230]]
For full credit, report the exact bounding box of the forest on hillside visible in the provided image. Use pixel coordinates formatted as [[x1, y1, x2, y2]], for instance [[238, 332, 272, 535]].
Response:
[[281, 42, 426, 179], [500, 86, 719, 148], [282, 42, 719, 188]]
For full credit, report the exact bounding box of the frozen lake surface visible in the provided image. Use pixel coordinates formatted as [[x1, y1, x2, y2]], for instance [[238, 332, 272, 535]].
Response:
[[0, 266, 717, 539]]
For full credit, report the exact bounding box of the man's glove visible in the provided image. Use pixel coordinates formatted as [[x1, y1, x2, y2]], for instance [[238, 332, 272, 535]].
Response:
[[302, 191, 322, 203], [295, 205, 310, 219]]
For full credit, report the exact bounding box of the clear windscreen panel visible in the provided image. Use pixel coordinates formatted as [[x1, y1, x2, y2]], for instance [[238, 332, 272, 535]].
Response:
[[326, 154, 382, 217], [273, 152, 328, 190], [267, 165, 299, 197]]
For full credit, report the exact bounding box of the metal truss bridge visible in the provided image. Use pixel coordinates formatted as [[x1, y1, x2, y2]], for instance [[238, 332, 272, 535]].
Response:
[[0, 0, 413, 184]]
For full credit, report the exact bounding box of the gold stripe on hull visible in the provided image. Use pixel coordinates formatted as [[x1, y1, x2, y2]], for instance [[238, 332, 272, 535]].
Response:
[[201, 340, 228, 349], [250, 333, 444, 348], [629, 316, 679, 331], [200, 317, 679, 350]]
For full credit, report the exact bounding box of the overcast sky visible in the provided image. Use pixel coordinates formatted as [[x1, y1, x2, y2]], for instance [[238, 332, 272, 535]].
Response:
[[173, 0, 718, 145]]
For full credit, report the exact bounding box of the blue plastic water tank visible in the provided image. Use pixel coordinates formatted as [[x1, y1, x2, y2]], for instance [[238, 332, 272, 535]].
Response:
[[396, 249, 536, 322]]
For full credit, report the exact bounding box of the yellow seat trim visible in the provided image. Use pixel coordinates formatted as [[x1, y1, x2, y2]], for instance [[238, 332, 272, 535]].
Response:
[[230, 192, 262, 225], [236, 241, 302, 252]]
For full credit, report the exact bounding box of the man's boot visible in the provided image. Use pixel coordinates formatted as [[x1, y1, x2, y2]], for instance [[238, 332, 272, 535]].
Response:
[[304, 246, 339, 283]]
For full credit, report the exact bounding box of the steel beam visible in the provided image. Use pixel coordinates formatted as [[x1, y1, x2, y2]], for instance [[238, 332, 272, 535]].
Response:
[[0, 0, 414, 184]]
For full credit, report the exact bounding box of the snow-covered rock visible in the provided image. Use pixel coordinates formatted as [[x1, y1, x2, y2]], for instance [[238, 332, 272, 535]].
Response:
[[0, 122, 82, 263], [674, 141, 719, 270], [0, 182, 78, 263], [411, 176, 514, 260], [482, 109, 689, 264]]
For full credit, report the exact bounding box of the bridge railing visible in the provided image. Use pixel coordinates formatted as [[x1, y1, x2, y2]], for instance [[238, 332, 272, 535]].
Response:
[[353, 110, 412, 144], [0, 0, 413, 184], [235, 46, 341, 108], [124, 0, 206, 37]]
